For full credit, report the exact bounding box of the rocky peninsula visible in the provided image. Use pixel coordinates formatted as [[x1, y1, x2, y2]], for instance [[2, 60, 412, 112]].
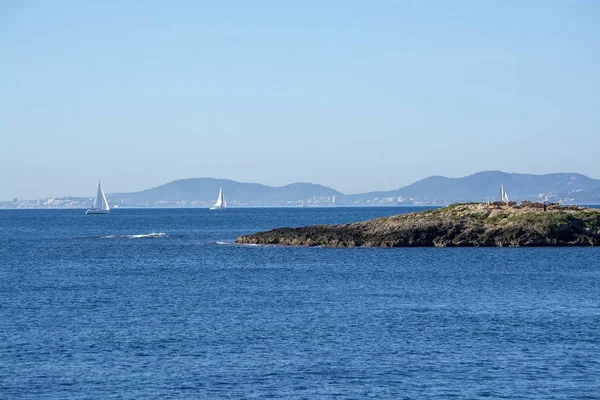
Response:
[[236, 203, 600, 247]]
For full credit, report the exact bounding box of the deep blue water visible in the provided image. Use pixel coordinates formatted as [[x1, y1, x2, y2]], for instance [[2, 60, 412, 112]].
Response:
[[1, 207, 599, 399]]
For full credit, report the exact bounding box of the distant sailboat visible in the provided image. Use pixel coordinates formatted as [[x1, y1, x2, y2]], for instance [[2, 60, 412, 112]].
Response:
[[210, 187, 226, 210], [86, 181, 110, 214], [500, 184, 510, 204]]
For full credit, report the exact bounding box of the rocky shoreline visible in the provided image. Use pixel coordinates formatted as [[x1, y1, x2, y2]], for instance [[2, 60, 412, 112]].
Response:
[[236, 203, 600, 247]]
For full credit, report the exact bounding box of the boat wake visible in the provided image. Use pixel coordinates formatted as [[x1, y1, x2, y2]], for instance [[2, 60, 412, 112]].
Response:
[[97, 232, 168, 239]]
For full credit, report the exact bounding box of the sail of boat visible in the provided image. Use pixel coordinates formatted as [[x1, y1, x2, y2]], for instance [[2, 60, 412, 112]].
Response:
[[211, 187, 226, 209], [86, 181, 110, 214], [500, 184, 510, 203]]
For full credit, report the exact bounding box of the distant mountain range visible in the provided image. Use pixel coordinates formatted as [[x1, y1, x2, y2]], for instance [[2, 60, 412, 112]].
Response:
[[344, 171, 600, 204], [105, 172, 600, 207], [108, 178, 342, 207], [5, 171, 600, 208]]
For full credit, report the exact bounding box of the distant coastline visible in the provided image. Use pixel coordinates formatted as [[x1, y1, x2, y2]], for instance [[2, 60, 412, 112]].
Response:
[[0, 204, 439, 211], [4, 171, 600, 209]]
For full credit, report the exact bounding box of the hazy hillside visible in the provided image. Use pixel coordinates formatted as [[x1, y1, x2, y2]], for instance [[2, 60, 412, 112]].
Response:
[[343, 171, 600, 203], [550, 187, 600, 204], [10, 171, 600, 208], [108, 178, 342, 206], [107, 172, 600, 207]]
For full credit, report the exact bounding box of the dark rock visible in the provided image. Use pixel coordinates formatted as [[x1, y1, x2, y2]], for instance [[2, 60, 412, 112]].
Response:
[[236, 203, 600, 247]]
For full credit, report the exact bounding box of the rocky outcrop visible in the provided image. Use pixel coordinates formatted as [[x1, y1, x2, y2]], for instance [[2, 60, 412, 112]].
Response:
[[236, 203, 600, 247]]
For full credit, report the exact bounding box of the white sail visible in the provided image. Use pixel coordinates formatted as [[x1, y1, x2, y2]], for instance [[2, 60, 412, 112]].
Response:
[[101, 183, 110, 211], [499, 184, 510, 203], [213, 187, 225, 208], [87, 181, 110, 214]]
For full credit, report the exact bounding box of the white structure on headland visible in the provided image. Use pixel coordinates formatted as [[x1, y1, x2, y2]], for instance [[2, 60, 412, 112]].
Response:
[[210, 187, 226, 210], [500, 184, 510, 203], [86, 181, 110, 214]]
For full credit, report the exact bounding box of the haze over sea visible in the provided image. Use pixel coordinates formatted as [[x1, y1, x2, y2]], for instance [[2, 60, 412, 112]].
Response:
[[2, 207, 599, 398]]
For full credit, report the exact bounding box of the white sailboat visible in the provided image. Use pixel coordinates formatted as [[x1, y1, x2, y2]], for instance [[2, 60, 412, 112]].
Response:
[[210, 187, 226, 210], [86, 181, 110, 214], [500, 184, 510, 204]]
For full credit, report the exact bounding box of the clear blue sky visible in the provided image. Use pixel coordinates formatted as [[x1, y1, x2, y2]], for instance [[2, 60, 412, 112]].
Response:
[[1, 0, 599, 199]]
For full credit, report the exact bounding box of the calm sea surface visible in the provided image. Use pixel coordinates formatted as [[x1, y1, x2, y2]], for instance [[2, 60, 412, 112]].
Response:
[[1, 207, 599, 399]]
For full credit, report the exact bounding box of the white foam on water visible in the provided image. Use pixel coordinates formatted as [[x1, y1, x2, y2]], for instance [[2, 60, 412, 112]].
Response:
[[99, 232, 167, 239], [216, 241, 259, 247], [127, 232, 167, 239]]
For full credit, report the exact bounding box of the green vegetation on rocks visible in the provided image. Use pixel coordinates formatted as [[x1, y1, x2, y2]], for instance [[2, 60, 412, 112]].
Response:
[[236, 203, 600, 247]]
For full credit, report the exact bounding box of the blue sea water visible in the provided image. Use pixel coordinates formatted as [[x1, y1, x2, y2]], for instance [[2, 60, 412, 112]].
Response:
[[1, 207, 599, 399]]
